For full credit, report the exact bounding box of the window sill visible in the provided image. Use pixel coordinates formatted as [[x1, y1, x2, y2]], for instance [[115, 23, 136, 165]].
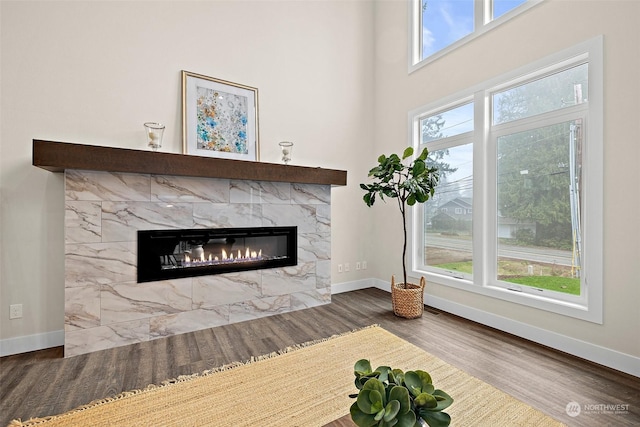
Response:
[[415, 268, 602, 324]]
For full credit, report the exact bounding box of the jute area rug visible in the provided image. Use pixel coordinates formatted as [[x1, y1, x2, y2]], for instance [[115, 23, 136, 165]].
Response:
[[9, 325, 564, 427]]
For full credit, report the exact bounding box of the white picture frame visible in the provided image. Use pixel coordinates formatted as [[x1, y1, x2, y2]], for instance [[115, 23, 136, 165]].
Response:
[[182, 70, 259, 160]]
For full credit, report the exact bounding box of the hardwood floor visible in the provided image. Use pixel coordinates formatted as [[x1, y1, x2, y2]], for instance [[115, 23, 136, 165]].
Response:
[[1, 288, 638, 426]]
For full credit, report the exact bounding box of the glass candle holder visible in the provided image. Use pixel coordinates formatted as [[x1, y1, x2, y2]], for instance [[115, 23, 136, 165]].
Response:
[[144, 122, 165, 151], [279, 141, 293, 165]]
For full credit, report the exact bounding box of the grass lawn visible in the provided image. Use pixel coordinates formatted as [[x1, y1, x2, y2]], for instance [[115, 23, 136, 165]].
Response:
[[437, 262, 472, 274], [503, 275, 580, 295], [434, 261, 580, 295]]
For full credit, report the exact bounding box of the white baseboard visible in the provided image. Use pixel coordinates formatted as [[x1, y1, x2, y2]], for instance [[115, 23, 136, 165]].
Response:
[[0, 330, 64, 357], [333, 278, 640, 378], [331, 278, 375, 294]]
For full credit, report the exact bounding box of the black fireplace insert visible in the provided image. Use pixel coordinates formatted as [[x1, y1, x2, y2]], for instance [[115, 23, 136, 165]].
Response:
[[137, 226, 297, 283]]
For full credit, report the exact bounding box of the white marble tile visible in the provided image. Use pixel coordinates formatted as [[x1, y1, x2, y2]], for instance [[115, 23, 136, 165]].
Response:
[[228, 295, 290, 323], [193, 271, 262, 308], [230, 181, 291, 204], [297, 232, 330, 262], [291, 184, 330, 205], [63, 172, 336, 356], [149, 307, 229, 339], [65, 170, 150, 202], [101, 202, 193, 242], [65, 319, 149, 357], [65, 201, 102, 243], [315, 204, 331, 234], [316, 260, 332, 288], [261, 262, 317, 296], [65, 242, 136, 287], [65, 285, 101, 331], [100, 279, 193, 325], [193, 203, 263, 228], [262, 204, 317, 233], [290, 288, 331, 310], [151, 175, 230, 203]]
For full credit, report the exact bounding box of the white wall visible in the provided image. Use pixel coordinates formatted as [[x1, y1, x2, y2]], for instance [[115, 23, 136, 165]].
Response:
[[0, 0, 375, 352], [372, 0, 640, 365]]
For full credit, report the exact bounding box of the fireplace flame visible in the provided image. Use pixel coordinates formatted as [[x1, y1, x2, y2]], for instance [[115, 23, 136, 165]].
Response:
[[182, 246, 265, 268]]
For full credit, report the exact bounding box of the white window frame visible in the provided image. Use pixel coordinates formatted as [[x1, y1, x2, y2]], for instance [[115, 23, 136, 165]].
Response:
[[409, 37, 603, 323], [409, 0, 544, 73], [412, 96, 475, 281]]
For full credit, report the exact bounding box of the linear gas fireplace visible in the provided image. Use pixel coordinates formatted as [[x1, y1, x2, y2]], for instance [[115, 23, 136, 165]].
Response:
[[138, 226, 297, 283]]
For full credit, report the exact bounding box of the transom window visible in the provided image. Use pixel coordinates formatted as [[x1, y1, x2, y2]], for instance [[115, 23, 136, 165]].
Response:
[[410, 38, 603, 322], [410, 0, 540, 71]]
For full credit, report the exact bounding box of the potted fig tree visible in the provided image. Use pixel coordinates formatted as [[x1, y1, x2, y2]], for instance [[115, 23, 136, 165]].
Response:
[[360, 146, 439, 318]]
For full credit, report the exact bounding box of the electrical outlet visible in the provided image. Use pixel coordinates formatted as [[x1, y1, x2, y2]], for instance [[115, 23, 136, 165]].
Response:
[[362, 261, 368, 270], [10, 304, 23, 319], [356, 262, 361, 270], [344, 262, 350, 272], [338, 264, 343, 273]]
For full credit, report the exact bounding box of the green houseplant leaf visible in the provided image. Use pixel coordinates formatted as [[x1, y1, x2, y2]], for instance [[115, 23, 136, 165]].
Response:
[[427, 390, 454, 412], [357, 389, 385, 415], [388, 386, 412, 414], [350, 401, 378, 427], [418, 410, 452, 427], [383, 400, 401, 422], [404, 370, 434, 397], [355, 359, 373, 376], [414, 393, 438, 409]]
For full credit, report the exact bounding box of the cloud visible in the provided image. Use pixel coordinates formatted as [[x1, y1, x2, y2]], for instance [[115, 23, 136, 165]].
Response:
[[422, 26, 435, 51], [439, 1, 473, 41]]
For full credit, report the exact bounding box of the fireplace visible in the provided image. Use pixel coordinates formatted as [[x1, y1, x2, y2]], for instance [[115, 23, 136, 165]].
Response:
[[56, 161, 340, 357], [138, 226, 297, 282]]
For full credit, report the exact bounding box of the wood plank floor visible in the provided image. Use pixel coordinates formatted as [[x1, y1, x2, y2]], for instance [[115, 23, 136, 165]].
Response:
[[1, 288, 638, 426]]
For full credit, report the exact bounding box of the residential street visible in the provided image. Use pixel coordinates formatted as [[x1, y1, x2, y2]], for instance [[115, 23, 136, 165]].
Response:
[[426, 234, 573, 266]]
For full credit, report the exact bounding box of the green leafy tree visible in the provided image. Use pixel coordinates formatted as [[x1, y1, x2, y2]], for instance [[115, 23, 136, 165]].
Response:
[[494, 65, 586, 247], [497, 123, 574, 245], [421, 114, 457, 181]]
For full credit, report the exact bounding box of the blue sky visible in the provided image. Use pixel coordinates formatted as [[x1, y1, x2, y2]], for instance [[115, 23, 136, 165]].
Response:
[[421, 0, 527, 59], [422, 0, 474, 58]]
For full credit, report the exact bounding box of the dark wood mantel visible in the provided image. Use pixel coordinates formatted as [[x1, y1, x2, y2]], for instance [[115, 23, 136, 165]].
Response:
[[32, 140, 347, 186]]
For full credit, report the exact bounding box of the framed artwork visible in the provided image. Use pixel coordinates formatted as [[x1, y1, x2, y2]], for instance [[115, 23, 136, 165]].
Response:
[[182, 70, 259, 160]]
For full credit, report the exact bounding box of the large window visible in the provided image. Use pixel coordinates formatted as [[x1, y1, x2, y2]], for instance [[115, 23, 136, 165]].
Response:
[[411, 0, 539, 71], [420, 102, 474, 280], [410, 38, 603, 322]]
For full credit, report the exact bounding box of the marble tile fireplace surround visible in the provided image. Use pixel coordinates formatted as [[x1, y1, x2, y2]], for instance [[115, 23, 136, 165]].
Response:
[[33, 140, 347, 357]]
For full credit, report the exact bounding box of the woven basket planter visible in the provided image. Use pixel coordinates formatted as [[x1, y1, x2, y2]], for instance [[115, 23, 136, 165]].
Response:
[[391, 276, 426, 319]]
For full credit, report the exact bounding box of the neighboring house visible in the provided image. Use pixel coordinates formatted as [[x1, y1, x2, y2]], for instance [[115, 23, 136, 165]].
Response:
[[432, 197, 472, 232], [438, 197, 472, 220], [434, 197, 535, 238], [497, 214, 537, 239]]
